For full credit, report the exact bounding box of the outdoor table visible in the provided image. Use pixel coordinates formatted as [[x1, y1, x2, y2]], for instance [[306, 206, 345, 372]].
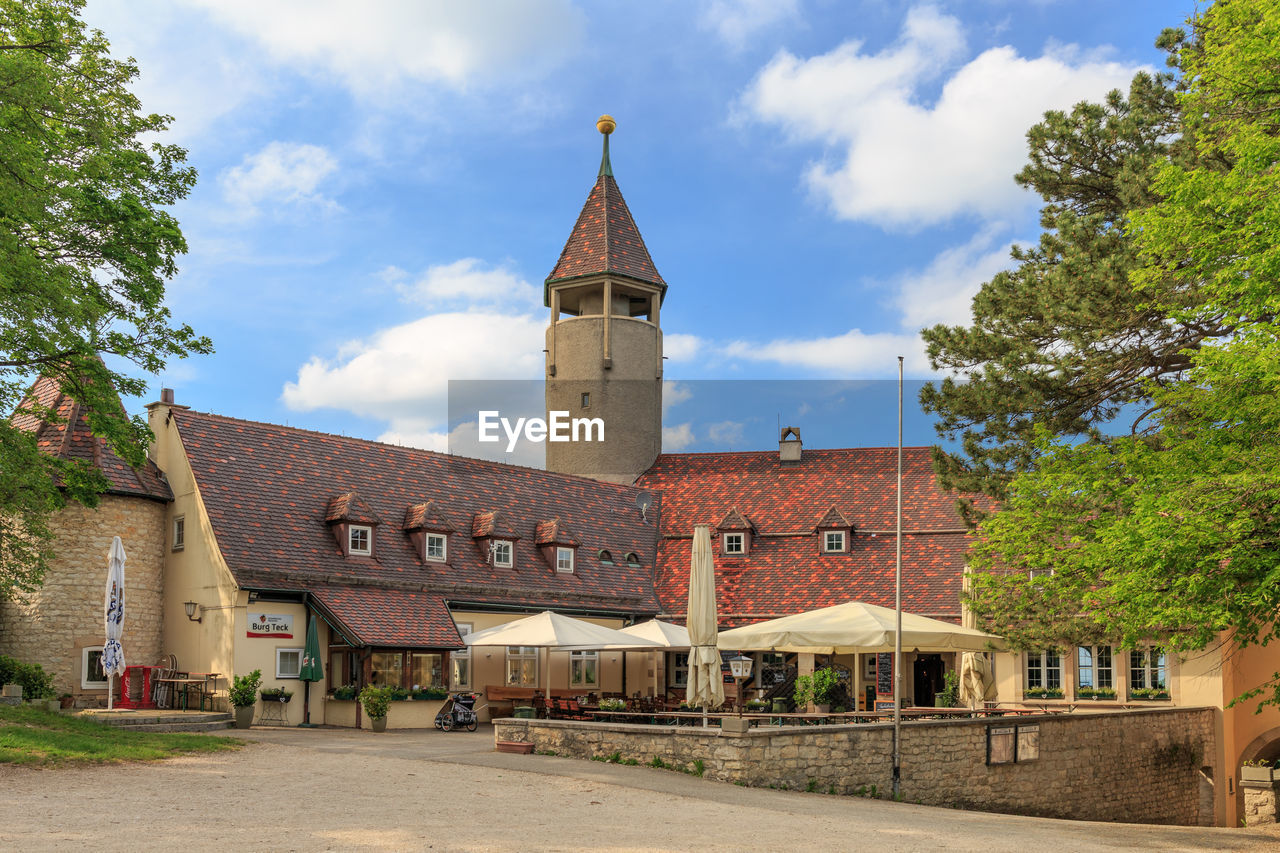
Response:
[[153, 677, 206, 711], [183, 672, 220, 711]]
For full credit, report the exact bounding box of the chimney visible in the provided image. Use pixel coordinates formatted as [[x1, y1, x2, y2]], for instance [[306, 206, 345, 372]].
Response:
[[779, 426, 801, 464], [161, 388, 175, 404]]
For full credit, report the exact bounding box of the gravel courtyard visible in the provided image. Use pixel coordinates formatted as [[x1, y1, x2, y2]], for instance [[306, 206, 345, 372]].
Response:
[[1, 725, 1277, 852]]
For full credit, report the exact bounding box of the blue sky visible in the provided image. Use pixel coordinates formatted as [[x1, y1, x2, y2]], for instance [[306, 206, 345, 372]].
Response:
[[84, 0, 1193, 455]]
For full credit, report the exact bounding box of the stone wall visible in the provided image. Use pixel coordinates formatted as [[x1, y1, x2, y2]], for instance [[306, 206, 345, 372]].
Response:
[[0, 495, 167, 701], [1243, 780, 1278, 826], [496, 707, 1217, 826]]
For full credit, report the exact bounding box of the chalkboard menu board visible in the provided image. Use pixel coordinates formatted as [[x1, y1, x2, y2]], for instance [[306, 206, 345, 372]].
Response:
[[876, 652, 893, 697]]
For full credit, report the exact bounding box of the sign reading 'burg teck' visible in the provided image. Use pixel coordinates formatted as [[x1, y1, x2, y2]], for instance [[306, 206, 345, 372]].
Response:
[[247, 613, 293, 638]]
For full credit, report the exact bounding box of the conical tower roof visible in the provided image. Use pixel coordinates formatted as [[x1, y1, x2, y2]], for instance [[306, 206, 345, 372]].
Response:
[[544, 116, 666, 305]]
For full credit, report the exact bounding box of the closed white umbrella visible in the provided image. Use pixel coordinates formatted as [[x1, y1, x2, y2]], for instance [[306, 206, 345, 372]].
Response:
[[685, 525, 724, 723], [103, 536, 126, 711], [959, 651, 995, 709]]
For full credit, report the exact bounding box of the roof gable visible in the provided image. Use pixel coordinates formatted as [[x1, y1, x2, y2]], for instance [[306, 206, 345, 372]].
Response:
[[717, 507, 754, 531], [325, 492, 381, 525], [814, 505, 852, 530], [536, 517, 581, 547], [404, 500, 453, 532], [545, 174, 665, 294]]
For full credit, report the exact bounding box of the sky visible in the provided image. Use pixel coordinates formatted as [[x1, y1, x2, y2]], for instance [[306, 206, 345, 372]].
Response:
[[83, 0, 1197, 458]]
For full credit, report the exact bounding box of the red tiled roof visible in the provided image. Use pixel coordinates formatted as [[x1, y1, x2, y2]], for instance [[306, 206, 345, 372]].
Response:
[[173, 409, 661, 617], [325, 492, 381, 525], [814, 505, 852, 530], [472, 510, 521, 539], [545, 174, 665, 291], [314, 586, 462, 648], [535, 517, 580, 546], [636, 447, 972, 625], [404, 500, 453, 532], [13, 375, 172, 502], [717, 507, 753, 531]]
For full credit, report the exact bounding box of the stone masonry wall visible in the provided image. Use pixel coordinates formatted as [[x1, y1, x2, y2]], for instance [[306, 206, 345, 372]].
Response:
[[0, 495, 166, 701], [496, 707, 1216, 826]]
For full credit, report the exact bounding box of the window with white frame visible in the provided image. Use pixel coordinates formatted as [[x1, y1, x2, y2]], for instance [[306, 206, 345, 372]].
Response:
[[556, 546, 575, 573], [492, 539, 513, 568], [452, 623, 472, 689], [1076, 645, 1113, 690], [570, 650, 598, 687], [1129, 648, 1167, 691], [1025, 649, 1062, 691], [425, 533, 447, 562], [671, 651, 689, 687], [172, 516, 185, 551], [276, 648, 302, 679], [349, 525, 372, 555], [723, 532, 744, 555], [81, 646, 107, 689], [1029, 568, 1054, 581], [822, 530, 846, 553], [506, 646, 538, 686]]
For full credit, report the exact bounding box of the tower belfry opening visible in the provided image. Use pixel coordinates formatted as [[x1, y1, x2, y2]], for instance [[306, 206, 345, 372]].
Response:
[[543, 116, 665, 484]]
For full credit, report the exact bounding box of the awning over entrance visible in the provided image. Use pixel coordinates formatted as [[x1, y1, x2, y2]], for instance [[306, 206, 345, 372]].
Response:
[[312, 587, 463, 648]]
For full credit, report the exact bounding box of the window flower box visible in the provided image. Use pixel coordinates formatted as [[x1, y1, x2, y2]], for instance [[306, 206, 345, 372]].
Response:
[[1129, 687, 1170, 701], [1241, 764, 1277, 783], [1076, 687, 1116, 700], [1023, 687, 1063, 700]]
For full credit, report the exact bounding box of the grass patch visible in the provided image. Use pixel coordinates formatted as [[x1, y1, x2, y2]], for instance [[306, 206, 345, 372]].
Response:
[[0, 705, 240, 767]]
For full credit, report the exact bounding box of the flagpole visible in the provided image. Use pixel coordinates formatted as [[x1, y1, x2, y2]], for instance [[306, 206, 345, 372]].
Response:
[[892, 356, 903, 799]]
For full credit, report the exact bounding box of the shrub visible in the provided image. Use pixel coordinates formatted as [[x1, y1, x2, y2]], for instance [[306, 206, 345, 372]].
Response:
[[793, 667, 840, 707], [411, 687, 448, 700], [388, 685, 410, 701], [0, 656, 55, 700], [359, 685, 392, 719], [599, 697, 626, 711], [228, 670, 262, 708]]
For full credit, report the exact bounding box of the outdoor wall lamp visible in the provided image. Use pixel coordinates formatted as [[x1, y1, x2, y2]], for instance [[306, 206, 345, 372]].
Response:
[[184, 600, 203, 623], [728, 653, 753, 718]]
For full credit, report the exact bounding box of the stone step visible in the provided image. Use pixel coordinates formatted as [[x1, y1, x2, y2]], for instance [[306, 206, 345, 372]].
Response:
[[115, 720, 234, 733], [89, 713, 232, 728]]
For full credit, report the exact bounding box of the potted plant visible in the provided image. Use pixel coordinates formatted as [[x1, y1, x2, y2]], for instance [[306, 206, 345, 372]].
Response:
[[599, 697, 626, 711], [388, 685, 410, 701], [59, 693, 74, 710], [332, 684, 356, 701], [936, 670, 960, 708], [1077, 686, 1117, 700], [359, 684, 392, 732], [260, 687, 293, 703], [793, 667, 840, 712], [228, 669, 262, 728], [1024, 686, 1064, 700], [1130, 686, 1170, 700], [745, 698, 768, 712], [1242, 759, 1278, 783]]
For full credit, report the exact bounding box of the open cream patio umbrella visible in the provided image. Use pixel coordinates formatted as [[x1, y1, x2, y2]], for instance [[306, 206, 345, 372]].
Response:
[[716, 600, 1004, 654], [685, 525, 724, 722], [619, 619, 691, 699], [463, 611, 660, 703]]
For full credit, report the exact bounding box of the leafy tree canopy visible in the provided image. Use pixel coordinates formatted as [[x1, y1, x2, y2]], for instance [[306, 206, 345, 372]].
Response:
[[0, 0, 210, 597], [964, 0, 1280, 706]]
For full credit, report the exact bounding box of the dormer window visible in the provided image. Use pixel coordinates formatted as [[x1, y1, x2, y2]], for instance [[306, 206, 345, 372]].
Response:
[[716, 507, 753, 556], [492, 539, 513, 568], [349, 525, 372, 555], [624, 551, 641, 567], [822, 530, 846, 553], [556, 546, 575, 573], [597, 549, 614, 565], [426, 533, 447, 563], [723, 533, 745, 555]]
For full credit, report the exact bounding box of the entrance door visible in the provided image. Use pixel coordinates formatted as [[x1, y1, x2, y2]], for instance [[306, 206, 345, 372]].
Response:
[[913, 655, 944, 707]]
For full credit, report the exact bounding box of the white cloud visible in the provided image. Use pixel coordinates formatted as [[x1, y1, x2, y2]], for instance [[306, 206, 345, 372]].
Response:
[[385, 258, 541, 310], [662, 422, 696, 451], [740, 5, 1144, 226], [664, 333, 704, 362], [699, 0, 801, 49], [724, 328, 929, 375], [894, 226, 1016, 330], [663, 381, 693, 415], [220, 142, 340, 216], [708, 420, 746, 447], [182, 0, 585, 95]]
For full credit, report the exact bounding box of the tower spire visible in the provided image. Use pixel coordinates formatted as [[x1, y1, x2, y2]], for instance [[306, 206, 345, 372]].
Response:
[[597, 114, 615, 177]]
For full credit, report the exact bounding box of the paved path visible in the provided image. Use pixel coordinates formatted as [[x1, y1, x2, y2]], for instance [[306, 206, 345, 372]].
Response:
[[1, 725, 1277, 852]]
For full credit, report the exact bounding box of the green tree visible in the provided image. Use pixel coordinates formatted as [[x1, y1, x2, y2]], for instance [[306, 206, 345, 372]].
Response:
[[0, 0, 210, 597], [966, 0, 1280, 706], [918, 50, 1233, 523]]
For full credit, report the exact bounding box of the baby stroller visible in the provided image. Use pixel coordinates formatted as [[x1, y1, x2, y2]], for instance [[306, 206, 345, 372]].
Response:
[[434, 692, 480, 732]]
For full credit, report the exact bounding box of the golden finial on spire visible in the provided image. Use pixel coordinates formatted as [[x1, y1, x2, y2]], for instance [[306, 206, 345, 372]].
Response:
[[597, 114, 616, 135]]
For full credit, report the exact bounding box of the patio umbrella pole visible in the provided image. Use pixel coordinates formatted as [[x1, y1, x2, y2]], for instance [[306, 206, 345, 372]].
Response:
[[893, 356, 903, 800]]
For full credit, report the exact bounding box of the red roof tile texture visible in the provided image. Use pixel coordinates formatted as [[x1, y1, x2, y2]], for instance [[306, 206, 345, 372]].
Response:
[[325, 492, 381, 525], [314, 586, 461, 648], [636, 448, 972, 626], [13, 375, 172, 502], [173, 409, 661, 624], [546, 174, 665, 287], [535, 517, 580, 546], [404, 500, 453, 532]]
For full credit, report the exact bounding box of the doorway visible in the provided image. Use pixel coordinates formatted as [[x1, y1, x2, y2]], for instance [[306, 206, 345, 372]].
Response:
[[913, 654, 944, 707]]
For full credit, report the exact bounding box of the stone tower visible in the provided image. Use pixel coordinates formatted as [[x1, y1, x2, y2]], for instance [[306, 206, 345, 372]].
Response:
[[543, 116, 665, 484]]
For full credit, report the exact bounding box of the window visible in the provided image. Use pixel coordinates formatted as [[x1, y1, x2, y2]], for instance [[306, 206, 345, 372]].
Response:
[[349, 525, 372, 555], [506, 646, 538, 687], [371, 651, 404, 688], [597, 549, 613, 565], [671, 652, 689, 687], [1029, 568, 1054, 581], [276, 648, 302, 679], [425, 533, 447, 562], [1025, 649, 1062, 691], [411, 653, 444, 689], [556, 546, 574, 573], [172, 516, 185, 551], [1076, 645, 1113, 690], [723, 533, 744, 555], [624, 551, 640, 567], [329, 650, 352, 688], [81, 646, 107, 689], [823, 530, 846, 553], [570, 650, 598, 688], [1129, 648, 1167, 691], [452, 624, 472, 689], [581, 392, 590, 408], [492, 539, 513, 568]]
